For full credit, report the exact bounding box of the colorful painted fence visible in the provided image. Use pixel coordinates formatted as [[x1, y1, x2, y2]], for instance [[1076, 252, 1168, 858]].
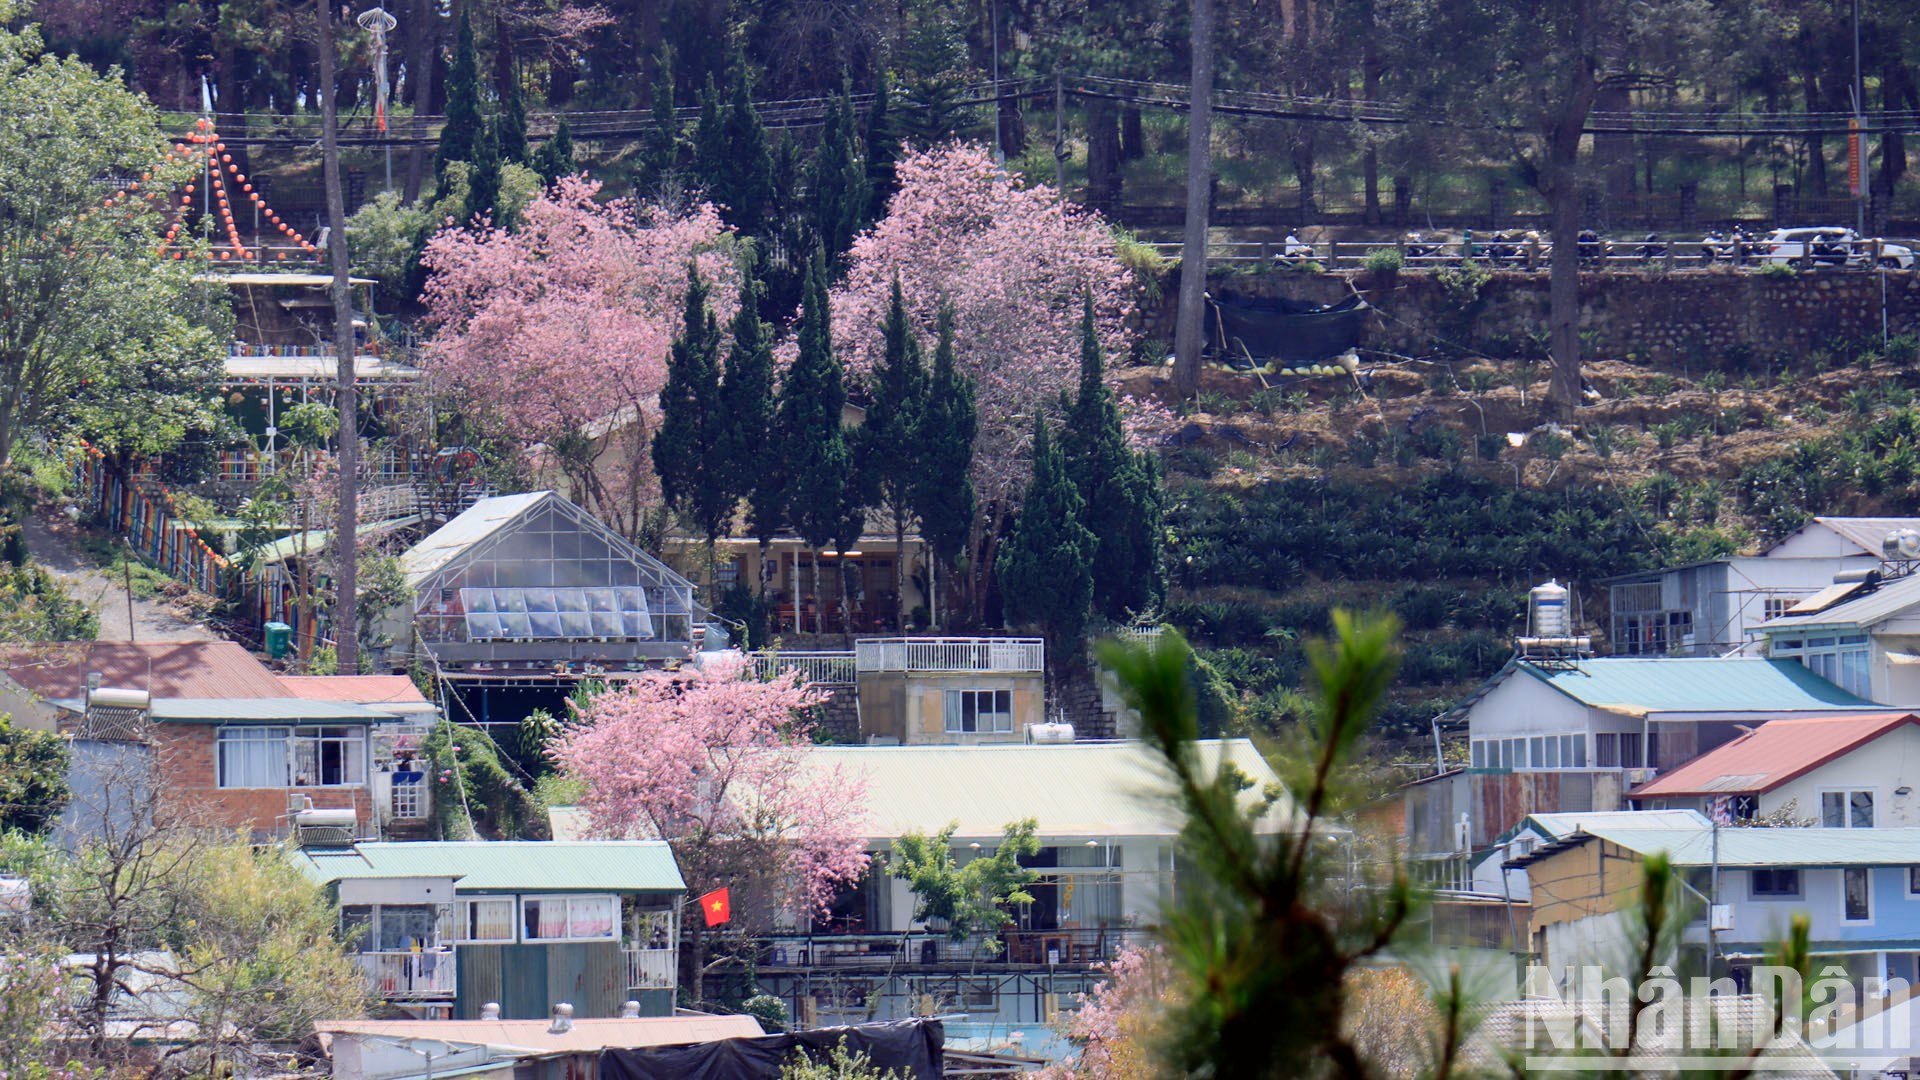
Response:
[[72, 443, 229, 595]]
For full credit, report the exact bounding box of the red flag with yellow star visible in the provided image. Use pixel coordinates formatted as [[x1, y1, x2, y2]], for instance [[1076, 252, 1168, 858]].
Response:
[[699, 887, 731, 928]]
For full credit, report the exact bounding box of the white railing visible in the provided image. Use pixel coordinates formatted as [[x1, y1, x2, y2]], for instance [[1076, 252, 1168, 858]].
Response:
[[751, 651, 857, 685], [625, 947, 676, 989], [355, 949, 456, 999], [389, 778, 426, 819], [854, 637, 1045, 674]]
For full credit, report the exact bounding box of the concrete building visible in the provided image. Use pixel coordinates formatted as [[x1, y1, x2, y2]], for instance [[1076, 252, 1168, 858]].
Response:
[[1631, 711, 1920, 827]]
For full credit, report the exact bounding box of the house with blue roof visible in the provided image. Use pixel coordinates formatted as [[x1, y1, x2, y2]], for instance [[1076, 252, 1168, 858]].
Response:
[[294, 840, 684, 1021], [1753, 565, 1920, 707]]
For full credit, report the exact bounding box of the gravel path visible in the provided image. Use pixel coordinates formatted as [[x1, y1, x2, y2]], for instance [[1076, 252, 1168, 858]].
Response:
[[20, 511, 215, 643]]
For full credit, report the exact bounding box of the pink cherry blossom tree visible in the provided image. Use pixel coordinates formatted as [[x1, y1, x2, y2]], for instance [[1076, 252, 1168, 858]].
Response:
[[420, 176, 739, 537], [827, 143, 1140, 619], [1034, 945, 1168, 1079], [548, 654, 870, 1005]]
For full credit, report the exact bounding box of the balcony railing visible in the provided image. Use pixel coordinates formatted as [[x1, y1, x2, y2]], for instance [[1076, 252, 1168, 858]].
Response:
[[853, 637, 1045, 675], [625, 947, 676, 989], [355, 948, 456, 999], [751, 651, 857, 685], [757, 927, 1147, 970]]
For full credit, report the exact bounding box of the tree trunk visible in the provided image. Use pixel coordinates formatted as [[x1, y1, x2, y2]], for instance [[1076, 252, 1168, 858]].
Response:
[[318, 0, 360, 673], [1121, 106, 1145, 160], [1804, 66, 1828, 198], [403, 0, 441, 203], [893, 513, 907, 629], [1879, 57, 1914, 201], [1170, 0, 1217, 399], [1361, 41, 1381, 225], [1085, 100, 1124, 209], [1544, 4, 1598, 418], [1593, 83, 1634, 200], [689, 919, 706, 1006], [810, 549, 822, 635]]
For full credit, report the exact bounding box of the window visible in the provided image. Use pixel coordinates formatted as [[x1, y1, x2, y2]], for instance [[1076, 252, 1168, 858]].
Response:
[[1772, 633, 1871, 696], [1843, 867, 1873, 922], [1749, 869, 1801, 898], [217, 725, 367, 788], [944, 689, 1013, 734], [1910, 866, 1920, 896], [290, 726, 368, 787], [1822, 790, 1875, 828], [457, 898, 516, 943], [1595, 733, 1618, 768], [218, 725, 290, 787], [521, 895, 618, 942], [1763, 597, 1797, 621], [1471, 741, 1486, 768]]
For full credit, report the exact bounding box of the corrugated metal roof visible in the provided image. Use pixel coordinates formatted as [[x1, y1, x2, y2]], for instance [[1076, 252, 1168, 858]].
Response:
[[1525, 823, 1920, 868], [245, 516, 420, 566], [1810, 516, 1920, 556], [1755, 570, 1920, 632], [0, 642, 289, 701], [794, 739, 1293, 842], [399, 492, 553, 587], [1526, 809, 1710, 837], [1521, 658, 1874, 712], [150, 697, 390, 723], [278, 675, 433, 707], [1632, 712, 1917, 797], [295, 841, 685, 892], [317, 1015, 765, 1052]]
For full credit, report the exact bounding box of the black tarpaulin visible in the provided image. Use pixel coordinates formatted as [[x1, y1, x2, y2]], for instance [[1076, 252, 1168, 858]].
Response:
[[1206, 293, 1368, 365], [599, 1018, 944, 1080]]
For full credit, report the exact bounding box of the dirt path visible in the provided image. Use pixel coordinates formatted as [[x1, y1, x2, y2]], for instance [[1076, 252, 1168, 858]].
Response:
[[21, 511, 215, 643]]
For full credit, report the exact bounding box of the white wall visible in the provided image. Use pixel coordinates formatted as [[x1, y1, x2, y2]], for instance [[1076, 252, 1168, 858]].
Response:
[[1466, 674, 1588, 741], [1725, 556, 1879, 646], [1761, 724, 1920, 826], [1767, 524, 1877, 559]]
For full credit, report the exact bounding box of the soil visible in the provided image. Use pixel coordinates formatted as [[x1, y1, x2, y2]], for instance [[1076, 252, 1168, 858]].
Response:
[[20, 510, 216, 643]]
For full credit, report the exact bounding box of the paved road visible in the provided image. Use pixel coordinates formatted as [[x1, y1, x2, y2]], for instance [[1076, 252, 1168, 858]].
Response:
[[21, 511, 214, 643]]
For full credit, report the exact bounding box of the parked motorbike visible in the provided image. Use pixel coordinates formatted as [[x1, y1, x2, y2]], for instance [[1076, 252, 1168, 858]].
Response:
[[1636, 233, 1668, 264]]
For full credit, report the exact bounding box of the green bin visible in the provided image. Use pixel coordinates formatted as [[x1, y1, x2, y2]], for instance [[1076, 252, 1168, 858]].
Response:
[[264, 621, 293, 659]]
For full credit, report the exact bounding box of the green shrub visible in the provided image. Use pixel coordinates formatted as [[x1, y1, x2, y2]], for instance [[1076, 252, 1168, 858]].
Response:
[[1886, 334, 1920, 367], [1475, 432, 1505, 461], [742, 993, 791, 1034], [1362, 247, 1403, 274], [1757, 262, 1797, 279], [1534, 430, 1569, 460]]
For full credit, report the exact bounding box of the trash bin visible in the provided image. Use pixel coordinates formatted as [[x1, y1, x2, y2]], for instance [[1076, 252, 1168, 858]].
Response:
[[264, 621, 293, 659]]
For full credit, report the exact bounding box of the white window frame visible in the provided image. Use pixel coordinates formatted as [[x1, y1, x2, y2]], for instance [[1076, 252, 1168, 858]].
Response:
[[216, 724, 367, 789], [1908, 866, 1920, 898], [1820, 788, 1875, 829], [1841, 867, 1874, 924], [1773, 634, 1871, 697], [454, 897, 517, 943], [944, 688, 1014, 735], [289, 725, 368, 787], [520, 894, 620, 943], [217, 725, 292, 788]]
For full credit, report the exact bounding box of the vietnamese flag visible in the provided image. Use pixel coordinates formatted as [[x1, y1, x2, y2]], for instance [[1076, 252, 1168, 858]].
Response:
[[699, 887, 731, 927]]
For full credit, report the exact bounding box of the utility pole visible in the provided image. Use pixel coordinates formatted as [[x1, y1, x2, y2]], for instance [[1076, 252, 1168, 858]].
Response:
[[1171, 0, 1216, 398], [990, 0, 1003, 164], [1853, 0, 1865, 235], [317, 0, 360, 672]]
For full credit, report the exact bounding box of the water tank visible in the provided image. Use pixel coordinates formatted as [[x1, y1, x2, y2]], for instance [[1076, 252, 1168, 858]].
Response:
[[1026, 722, 1075, 744], [293, 807, 358, 829], [1528, 580, 1571, 637]]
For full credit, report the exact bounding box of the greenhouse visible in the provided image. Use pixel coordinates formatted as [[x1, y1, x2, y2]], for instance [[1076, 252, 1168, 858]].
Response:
[[394, 491, 701, 669]]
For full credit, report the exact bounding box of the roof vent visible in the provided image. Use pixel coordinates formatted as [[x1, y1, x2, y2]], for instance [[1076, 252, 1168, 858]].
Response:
[[548, 1002, 574, 1034]]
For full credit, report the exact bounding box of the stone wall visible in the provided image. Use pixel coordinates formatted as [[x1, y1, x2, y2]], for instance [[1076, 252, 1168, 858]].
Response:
[[1146, 269, 1920, 366]]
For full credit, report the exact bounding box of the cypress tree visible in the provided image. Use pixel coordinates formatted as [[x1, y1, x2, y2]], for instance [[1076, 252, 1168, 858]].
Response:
[[911, 304, 975, 629], [719, 270, 781, 548], [492, 19, 528, 163], [719, 57, 775, 235], [858, 278, 927, 628], [1062, 293, 1166, 620], [636, 45, 680, 191], [435, 11, 483, 185], [777, 253, 852, 634], [653, 266, 731, 586], [865, 75, 901, 220], [691, 76, 728, 203], [996, 418, 1095, 654], [811, 84, 869, 262], [531, 118, 575, 185], [463, 120, 502, 226]]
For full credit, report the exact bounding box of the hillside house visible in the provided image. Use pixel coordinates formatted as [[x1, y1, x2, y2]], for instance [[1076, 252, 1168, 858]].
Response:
[[1630, 711, 1920, 827], [744, 739, 1292, 1026], [295, 841, 684, 1020], [1752, 567, 1920, 706], [1601, 516, 1920, 656]]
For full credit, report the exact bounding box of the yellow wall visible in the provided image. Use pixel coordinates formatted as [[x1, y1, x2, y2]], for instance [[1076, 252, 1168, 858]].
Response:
[[855, 672, 1045, 744], [1524, 839, 1646, 943]]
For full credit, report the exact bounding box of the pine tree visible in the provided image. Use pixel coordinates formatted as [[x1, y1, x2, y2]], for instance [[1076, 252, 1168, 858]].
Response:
[[858, 278, 927, 628], [1062, 293, 1165, 621], [531, 118, 575, 185], [719, 56, 775, 235], [996, 418, 1095, 653], [653, 265, 730, 565], [911, 305, 975, 629], [777, 253, 853, 634], [719, 269, 780, 547], [463, 120, 502, 226], [492, 19, 528, 163], [636, 45, 680, 191], [435, 11, 483, 186], [865, 75, 901, 220], [811, 84, 869, 262], [692, 76, 728, 204]]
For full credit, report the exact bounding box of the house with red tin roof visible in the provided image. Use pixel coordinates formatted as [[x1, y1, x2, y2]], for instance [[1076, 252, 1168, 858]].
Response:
[[1630, 711, 1920, 827], [0, 641, 289, 729]]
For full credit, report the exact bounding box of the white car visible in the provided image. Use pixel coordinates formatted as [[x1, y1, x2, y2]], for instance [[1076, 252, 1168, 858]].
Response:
[[1759, 227, 1915, 269]]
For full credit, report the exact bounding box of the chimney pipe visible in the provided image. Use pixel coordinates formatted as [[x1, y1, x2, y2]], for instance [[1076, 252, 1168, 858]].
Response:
[[548, 1002, 574, 1034]]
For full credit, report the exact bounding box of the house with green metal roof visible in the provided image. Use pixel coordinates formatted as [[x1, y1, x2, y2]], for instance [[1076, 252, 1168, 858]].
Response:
[[293, 840, 684, 1022]]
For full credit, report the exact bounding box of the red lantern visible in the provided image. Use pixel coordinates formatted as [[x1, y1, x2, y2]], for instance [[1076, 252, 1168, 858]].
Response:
[[220, 154, 231, 164]]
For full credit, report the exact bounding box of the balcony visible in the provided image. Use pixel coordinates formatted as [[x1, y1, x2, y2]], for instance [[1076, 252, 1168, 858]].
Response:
[[355, 948, 456, 999], [757, 926, 1147, 971], [853, 638, 1045, 675], [625, 947, 676, 990], [750, 651, 858, 686]]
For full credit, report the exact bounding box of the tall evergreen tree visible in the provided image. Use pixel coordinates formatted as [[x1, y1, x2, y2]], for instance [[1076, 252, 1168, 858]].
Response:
[[997, 418, 1095, 655], [762, 135, 811, 319], [719, 57, 775, 235], [653, 265, 731, 589], [777, 253, 853, 634], [435, 11, 483, 185], [865, 75, 901, 220], [911, 305, 975, 629], [1062, 293, 1165, 620], [858, 278, 927, 628], [462, 120, 502, 226], [636, 45, 680, 191], [492, 19, 528, 163], [531, 118, 575, 185], [718, 270, 781, 549], [691, 76, 728, 202], [811, 84, 869, 262]]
